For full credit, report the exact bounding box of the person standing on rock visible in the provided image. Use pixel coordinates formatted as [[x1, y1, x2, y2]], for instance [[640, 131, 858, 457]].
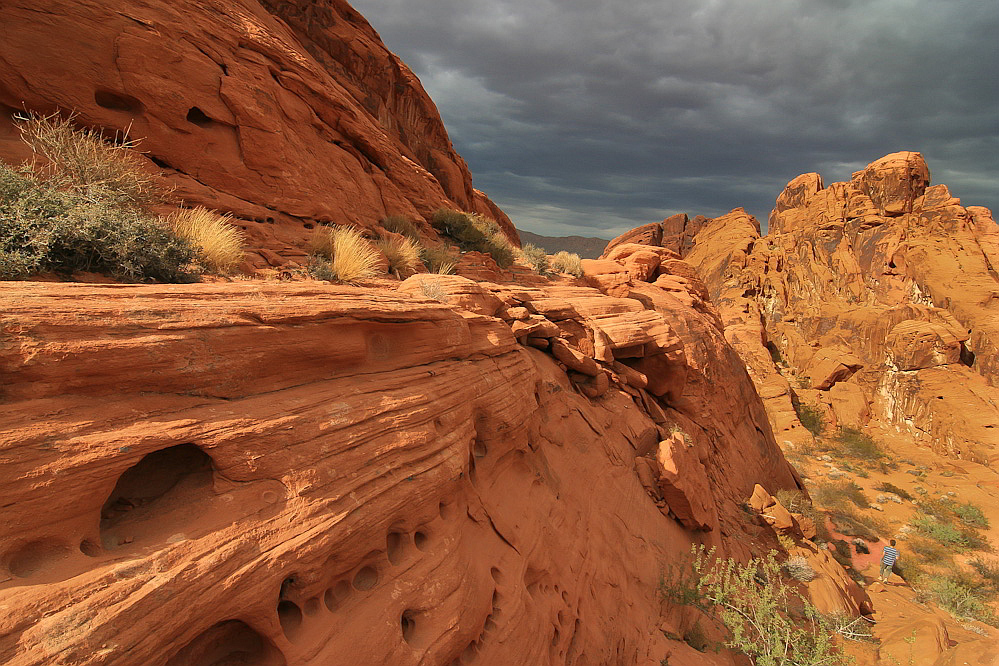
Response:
[[879, 539, 900, 583]]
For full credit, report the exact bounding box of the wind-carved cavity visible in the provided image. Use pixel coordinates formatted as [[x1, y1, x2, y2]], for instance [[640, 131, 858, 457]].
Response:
[[165, 620, 286, 666], [100, 443, 214, 550]]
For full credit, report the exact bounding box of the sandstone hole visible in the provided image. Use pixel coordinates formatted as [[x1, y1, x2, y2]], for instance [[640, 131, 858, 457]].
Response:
[[324, 580, 351, 611], [960, 343, 976, 367], [439, 501, 453, 520], [462, 641, 478, 662], [94, 89, 144, 113], [472, 440, 487, 458], [186, 106, 214, 127], [100, 443, 214, 548], [303, 222, 315, 229], [353, 566, 378, 591], [414, 530, 429, 551], [489, 567, 503, 583], [387, 530, 408, 565], [4, 539, 71, 578], [400, 610, 417, 645], [166, 620, 286, 666], [79, 539, 101, 557], [277, 600, 303, 640]]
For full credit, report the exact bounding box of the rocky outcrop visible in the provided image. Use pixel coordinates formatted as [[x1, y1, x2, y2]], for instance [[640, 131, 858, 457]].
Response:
[[602, 213, 713, 259], [0, 0, 516, 267], [672, 154, 999, 463], [0, 268, 801, 666]]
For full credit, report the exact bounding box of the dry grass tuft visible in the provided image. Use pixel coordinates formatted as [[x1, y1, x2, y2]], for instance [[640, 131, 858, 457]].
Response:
[[168, 207, 245, 274], [551, 250, 583, 277], [421, 244, 458, 274], [307, 225, 380, 283], [375, 236, 422, 277], [17, 112, 161, 210]]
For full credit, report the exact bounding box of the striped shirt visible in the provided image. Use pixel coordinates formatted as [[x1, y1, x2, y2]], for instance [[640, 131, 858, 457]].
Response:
[[882, 546, 899, 566]]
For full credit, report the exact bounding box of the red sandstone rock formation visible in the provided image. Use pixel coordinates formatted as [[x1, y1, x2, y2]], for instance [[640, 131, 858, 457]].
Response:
[[0, 268, 803, 665], [679, 153, 999, 463], [0, 0, 517, 267]]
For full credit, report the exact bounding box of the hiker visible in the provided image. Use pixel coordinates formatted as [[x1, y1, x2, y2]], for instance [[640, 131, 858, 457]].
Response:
[[879, 539, 900, 583]]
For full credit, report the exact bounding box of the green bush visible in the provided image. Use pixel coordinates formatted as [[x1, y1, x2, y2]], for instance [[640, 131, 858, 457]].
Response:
[[430, 208, 514, 268], [661, 546, 852, 666], [795, 402, 824, 436], [954, 501, 989, 529], [0, 164, 194, 282], [1, 114, 198, 282], [928, 575, 999, 627], [912, 514, 988, 551]]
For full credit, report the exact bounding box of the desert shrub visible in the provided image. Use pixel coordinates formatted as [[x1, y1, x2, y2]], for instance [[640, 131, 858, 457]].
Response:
[[874, 482, 913, 501], [306, 225, 379, 283], [912, 515, 988, 551], [419, 280, 449, 303], [774, 489, 809, 515], [828, 539, 855, 572], [430, 208, 514, 268], [927, 574, 999, 627], [379, 215, 422, 239], [682, 620, 711, 652], [16, 112, 162, 210], [814, 480, 869, 510], [796, 376, 812, 389], [375, 235, 422, 277], [795, 402, 824, 436], [168, 207, 245, 274], [661, 546, 852, 665], [420, 244, 458, 274], [1, 114, 200, 282], [833, 427, 885, 462], [518, 243, 550, 275], [970, 558, 999, 587], [551, 250, 583, 277], [0, 164, 194, 282], [783, 556, 817, 582], [953, 501, 989, 529]]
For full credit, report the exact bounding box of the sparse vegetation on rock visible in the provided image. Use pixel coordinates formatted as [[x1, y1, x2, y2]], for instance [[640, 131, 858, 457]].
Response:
[[662, 546, 853, 666], [517, 243, 550, 275], [431, 208, 515, 268], [1, 115, 197, 282], [168, 206, 245, 275], [551, 250, 584, 277], [307, 225, 380, 283], [376, 235, 422, 278]]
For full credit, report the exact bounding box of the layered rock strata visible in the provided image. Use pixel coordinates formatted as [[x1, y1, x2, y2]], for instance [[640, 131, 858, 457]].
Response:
[[0, 269, 803, 666]]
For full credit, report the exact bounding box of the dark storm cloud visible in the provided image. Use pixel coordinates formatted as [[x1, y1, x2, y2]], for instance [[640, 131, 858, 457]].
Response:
[[352, 0, 999, 237]]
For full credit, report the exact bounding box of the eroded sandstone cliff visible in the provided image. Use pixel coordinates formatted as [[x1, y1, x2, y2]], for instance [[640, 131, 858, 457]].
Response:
[[0, 0, 516, 268], [0, 260, 809, 665]]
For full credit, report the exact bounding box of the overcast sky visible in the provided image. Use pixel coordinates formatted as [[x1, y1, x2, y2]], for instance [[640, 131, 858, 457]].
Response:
[[352, 0, 998, 239]]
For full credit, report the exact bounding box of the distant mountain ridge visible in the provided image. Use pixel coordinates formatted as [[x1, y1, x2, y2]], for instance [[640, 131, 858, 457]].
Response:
[[517, 229, 609, 259]]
